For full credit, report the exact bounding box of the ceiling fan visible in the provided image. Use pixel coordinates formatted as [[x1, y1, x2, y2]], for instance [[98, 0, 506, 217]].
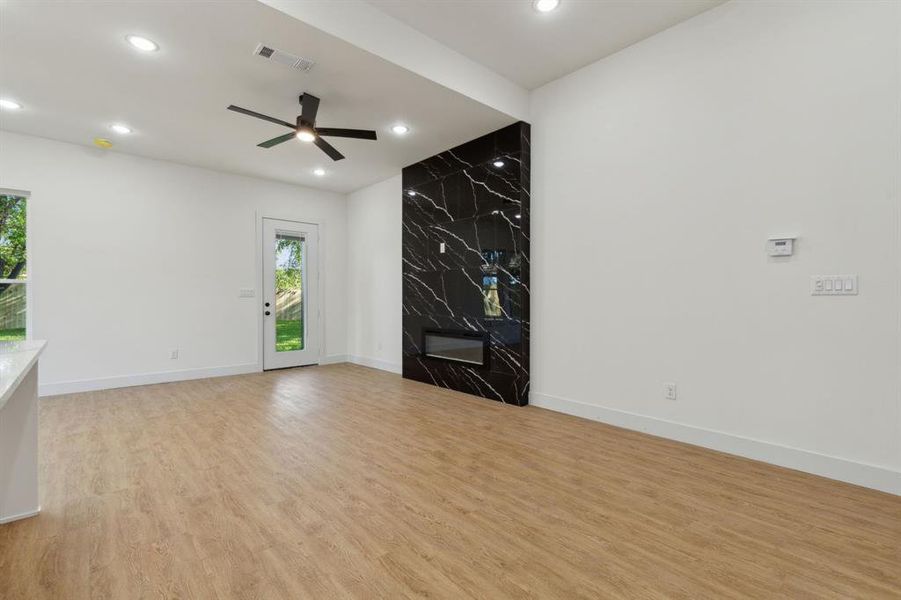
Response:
[[227, 93, 377, 161]]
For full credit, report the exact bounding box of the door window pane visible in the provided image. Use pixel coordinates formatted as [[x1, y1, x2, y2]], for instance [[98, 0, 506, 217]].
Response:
[[275, 233, 304, 352]]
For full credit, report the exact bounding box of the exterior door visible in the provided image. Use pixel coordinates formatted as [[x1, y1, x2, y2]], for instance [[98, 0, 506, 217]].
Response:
[[262, 218, 319, 369]]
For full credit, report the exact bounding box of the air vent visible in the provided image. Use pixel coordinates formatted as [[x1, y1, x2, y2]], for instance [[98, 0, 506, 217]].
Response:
[[253, 43, 315, 72]]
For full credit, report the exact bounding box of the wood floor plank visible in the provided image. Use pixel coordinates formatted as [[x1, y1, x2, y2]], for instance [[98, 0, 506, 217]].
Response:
[[1, 363, 899, 599]]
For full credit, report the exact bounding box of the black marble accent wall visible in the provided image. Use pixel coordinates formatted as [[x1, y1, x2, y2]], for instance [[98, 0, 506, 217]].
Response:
[[402, 122, 530, 406]]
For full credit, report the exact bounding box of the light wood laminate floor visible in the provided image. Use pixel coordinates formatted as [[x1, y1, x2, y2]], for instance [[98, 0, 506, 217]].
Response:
[[1, 364, 899, 599]]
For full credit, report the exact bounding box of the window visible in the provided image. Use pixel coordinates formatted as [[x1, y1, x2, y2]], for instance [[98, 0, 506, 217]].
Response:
[[275, 233, 304, 352], [0, 193, 27, 341]]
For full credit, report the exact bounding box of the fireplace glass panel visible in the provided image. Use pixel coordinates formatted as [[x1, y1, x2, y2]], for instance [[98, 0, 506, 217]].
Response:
[[423, 331, 486, 366]]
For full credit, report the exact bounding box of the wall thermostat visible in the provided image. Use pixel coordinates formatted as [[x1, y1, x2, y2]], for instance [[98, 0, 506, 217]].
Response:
[[766, 236, 796, 257]]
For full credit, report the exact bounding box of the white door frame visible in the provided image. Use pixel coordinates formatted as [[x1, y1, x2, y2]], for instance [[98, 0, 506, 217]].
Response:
[[255, 212, 327, 371]]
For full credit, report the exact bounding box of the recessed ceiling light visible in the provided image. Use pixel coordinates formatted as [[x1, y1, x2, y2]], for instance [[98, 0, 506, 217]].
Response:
[[406, 190, 416, 197], [126, 35, 159, 52], [493, 160, 505, 168], [296, 128, 316, 143], [0, 98, 22, 110], [110, 124, 132, 134], [391, 124, 410, 135], [313, 168, 326, 176], [533, 0, 560, 13]]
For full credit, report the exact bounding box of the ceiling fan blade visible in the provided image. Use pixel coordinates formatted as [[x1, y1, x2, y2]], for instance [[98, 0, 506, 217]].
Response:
[[227, 105, 295, 129], [314, 136, 345, 161], [316, 128, 377, 140], [257, 132, 297, 148], [300, 94, 320, 125]]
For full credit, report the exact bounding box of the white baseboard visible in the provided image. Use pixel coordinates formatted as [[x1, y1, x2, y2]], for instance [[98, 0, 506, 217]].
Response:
[[39, 363, 260, 397], [348, 355, 402, 374], [319, 354, 349, 365], [0, 506, 40, 524], [39, 355, 364, 396], [530, 391, 901, 496]]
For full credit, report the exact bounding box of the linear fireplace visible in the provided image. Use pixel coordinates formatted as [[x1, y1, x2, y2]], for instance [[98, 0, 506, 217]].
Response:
[[422, 330, 489, 367]]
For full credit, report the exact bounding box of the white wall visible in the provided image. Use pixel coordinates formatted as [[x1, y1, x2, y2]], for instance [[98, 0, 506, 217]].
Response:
[[530, 0, 901, 493], [0, 131, 348, 394], [346, 175, 402, 372]]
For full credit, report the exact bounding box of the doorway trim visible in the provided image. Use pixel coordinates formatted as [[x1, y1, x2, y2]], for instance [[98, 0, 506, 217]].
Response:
[[255, 212, 329, 372]]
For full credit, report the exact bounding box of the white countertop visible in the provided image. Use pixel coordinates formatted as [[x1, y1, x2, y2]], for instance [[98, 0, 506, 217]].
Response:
[[0, 340, 46, 411]]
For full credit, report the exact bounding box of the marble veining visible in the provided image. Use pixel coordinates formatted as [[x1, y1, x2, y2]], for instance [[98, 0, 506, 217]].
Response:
[[402, 122, 530, 405]]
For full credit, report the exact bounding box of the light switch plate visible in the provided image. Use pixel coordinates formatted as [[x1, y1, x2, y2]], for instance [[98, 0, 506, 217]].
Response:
[[811, 275, 858, 296]]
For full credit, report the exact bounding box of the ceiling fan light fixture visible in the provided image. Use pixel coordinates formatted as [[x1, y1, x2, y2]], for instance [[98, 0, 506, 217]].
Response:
[[533, 0, 560, 13], [126, 35, 159, 52], [228, 93, 376, 162], [296, 128, 316, 142]]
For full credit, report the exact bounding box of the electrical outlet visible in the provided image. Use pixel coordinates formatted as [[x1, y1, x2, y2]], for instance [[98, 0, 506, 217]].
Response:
[[664, 383, 677, 400], [169, 348, 179, 360]]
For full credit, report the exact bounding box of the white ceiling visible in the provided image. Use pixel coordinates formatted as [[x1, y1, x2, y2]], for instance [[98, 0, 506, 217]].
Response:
[[367, 0, 725, 90], [0, 0, 514, 193]]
